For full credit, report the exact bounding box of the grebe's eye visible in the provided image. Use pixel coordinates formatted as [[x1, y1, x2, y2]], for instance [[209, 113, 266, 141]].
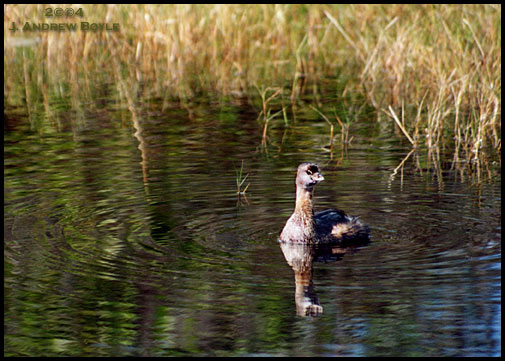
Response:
[[306, 170, 312, 175]]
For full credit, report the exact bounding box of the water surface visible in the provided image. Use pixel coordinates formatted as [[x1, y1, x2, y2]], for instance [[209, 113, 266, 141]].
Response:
[[4, 92, 501, 356]]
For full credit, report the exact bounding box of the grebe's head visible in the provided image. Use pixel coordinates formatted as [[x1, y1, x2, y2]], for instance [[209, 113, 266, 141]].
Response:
[[296, 162, 324, 191]]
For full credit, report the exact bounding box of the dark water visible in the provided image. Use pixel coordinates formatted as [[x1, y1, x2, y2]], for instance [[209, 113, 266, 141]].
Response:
[[4, 94, 501, 356]]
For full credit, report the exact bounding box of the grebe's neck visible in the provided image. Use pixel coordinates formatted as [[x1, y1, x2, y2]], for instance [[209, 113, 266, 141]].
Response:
[[295, 186, 315, 218]]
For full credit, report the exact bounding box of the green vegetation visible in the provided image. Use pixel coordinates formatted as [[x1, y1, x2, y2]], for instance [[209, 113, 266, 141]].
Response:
[[235, 160, 250, 195], [4, 4, 501, 160]]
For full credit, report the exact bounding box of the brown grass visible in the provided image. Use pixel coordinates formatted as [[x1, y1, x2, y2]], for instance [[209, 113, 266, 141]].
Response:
[[4, 4, 501, 160]]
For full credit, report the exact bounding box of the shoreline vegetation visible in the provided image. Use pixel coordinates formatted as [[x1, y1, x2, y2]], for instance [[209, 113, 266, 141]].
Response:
[[4, 4, 501, 165]]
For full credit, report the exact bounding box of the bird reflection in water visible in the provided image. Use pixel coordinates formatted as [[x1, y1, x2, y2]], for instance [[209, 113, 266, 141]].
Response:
[[279, 241, 367, 317]]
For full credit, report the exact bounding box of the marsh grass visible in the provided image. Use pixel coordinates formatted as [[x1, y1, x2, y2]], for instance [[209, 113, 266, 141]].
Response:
[[255, 86, 284, 146], [4, 4, 501, 163], [235, 160, 250, 195], [385, 105, 415, 147]]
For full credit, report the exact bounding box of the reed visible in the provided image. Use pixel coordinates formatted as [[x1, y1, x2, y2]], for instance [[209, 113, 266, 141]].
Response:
[[4, 4, 501, 159], [235, 160, 250, 195], [255, 86, 284, 144]]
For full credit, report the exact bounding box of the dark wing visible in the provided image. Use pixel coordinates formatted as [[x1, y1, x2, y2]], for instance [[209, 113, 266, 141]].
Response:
[[315, 208, 370, 244]]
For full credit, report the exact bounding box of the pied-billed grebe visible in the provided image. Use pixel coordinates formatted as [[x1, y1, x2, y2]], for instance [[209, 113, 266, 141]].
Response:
[[279, 162, 370, 245]]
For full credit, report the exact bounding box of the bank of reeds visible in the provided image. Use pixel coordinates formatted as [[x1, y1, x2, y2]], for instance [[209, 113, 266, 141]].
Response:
[[4, 4, 501, 159]]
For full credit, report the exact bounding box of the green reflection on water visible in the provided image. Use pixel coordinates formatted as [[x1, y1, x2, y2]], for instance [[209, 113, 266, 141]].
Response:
[[4, 82, 501, 356]]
